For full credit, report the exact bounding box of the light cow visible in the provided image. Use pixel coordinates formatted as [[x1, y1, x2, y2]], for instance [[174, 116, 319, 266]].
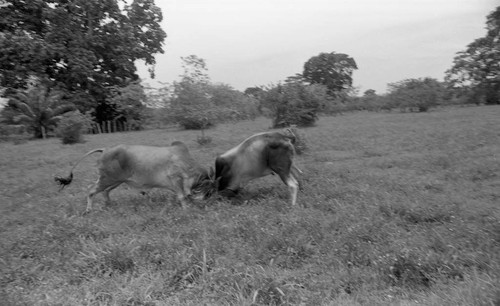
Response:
[[55, 141, 215, 213], [215, 131, 300, 206]]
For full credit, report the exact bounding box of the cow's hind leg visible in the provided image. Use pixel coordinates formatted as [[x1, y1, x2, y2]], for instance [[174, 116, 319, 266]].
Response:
[[86, 181, 102, 214], [86, 177, 121, 213], [102, 183, 122, 206], [269, 153, 298, 206]]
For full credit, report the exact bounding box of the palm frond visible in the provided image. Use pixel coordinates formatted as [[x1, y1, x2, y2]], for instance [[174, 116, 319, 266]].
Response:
[[11, 91, 29, 103], [8, 100, 36, 118], [52, 104, 76, 117], [13, 114, 32, 125], [47, 115, 64, 126], [47, 91, 65, 106]]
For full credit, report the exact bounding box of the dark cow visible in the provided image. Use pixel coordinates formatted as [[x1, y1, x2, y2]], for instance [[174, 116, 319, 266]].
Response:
[[55, 142, 215, 213], [215, 131, 300, 205]]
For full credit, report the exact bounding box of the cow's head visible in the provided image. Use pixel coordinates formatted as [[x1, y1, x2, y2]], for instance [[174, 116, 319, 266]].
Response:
[[191, 167, 219, 200]]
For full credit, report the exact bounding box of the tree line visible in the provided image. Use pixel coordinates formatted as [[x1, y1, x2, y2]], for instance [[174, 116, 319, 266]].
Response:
[[0, 1, 498, 141]]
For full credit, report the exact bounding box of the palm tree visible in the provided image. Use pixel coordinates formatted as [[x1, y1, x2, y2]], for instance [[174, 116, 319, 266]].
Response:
[[5, 84, 75, 138]]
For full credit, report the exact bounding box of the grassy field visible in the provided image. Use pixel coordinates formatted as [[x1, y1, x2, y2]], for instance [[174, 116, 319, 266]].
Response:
[[1, 106, 499, 305]]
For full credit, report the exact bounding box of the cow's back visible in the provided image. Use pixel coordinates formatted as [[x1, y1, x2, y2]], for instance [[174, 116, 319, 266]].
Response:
[[98, 144, 201, 187]]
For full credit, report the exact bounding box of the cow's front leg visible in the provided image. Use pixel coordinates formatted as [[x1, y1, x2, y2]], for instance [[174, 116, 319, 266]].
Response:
[[286, 176, 299, 206], [182, 176, 194, 198], [171, 176, 189, 209]]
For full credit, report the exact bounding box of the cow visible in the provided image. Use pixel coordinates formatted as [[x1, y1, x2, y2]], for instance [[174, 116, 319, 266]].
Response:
[[215, 131, 301, 206], [55, 141, 216, 213]]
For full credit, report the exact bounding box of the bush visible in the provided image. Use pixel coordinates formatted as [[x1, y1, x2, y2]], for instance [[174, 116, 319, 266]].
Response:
[[261, 82, 328, 128], [168, 80, 219, 130], [0, 124, 28, 143], [56, 111, 92, 144], [168, 82, 260, 130], [387, 78, 445, 112], [209, 84, 260, 121]]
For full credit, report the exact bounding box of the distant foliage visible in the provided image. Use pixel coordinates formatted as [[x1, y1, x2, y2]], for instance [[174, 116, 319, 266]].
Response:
[[387, 78, 445, 112], [327, 80, 454, 113], [209, 83, 260, 121], [261, 82, 329, 128], [169, 55, 259, 130], [0, 124, 28, 143], [0, 0, 166, 122], [445, 6, 500, 105], [340, 89, 391, 112], [169, 80, 216, 130], [107, 80, 147, 130], [302, 52, 358, 97], [56, 111, 93, 144], [168, 55, 216, 130]]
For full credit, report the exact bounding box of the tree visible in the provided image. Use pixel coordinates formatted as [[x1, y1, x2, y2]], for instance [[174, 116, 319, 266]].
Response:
[[169, 55, 215, 129], [108, 80, 146, 130], [244, 86, 265, 97], [363, 89, 377, 97], [170, 80, 215, 129], [1, 80, 75, 138], [261, 81, 329, 128], [209, 84, 259, 121], [302, 52, 358, 97], [445, 6, 500, 105], [55, 110, 93, 144], [0, 0, 166, 118], [244, 86, 266, 113], [144, 82, 172, 108], [169, 55, 259, 129], [387, 78, 445, 112], [180, 55, 210, 84]]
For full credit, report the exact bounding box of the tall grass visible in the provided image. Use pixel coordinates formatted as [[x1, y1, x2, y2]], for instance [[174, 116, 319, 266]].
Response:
[[1, 106, 499, 305]]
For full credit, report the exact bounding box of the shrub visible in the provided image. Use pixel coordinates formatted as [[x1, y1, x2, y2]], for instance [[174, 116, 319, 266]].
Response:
[[107, 80, 147, 130], [387, 78, 445, 112], [262, 82, 328, 128], [0, 124, 29, 143], [209, 84, 260, 121], [56, 111, 92, 144], [169, 82, 260, 130], [169, 80, 218, 130]]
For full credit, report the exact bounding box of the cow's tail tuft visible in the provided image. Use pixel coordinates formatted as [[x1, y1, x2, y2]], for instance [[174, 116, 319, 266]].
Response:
[[55, 148, 104, 192], [283, 126, 297, 144]]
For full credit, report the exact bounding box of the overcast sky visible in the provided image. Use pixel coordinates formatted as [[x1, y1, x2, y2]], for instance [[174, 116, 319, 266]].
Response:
[[137, 0, 498, 94]]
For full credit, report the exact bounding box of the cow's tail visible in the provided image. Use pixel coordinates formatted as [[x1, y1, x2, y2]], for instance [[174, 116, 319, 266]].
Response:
[[54, 148, 104, 191], [283, 127, 297, 145]]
